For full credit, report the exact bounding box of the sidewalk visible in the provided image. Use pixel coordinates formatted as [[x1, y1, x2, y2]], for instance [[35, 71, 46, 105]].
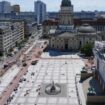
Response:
[[76, 75, 86, 105], [0, 40, 48, 105], [0, 65, 20, 95]]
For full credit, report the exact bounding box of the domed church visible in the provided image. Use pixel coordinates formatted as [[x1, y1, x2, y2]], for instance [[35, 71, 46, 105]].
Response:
[[48, 0, 101, 51]]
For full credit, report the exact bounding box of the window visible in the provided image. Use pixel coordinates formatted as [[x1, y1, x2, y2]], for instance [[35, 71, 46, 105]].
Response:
[[52, 44, 54, 47]]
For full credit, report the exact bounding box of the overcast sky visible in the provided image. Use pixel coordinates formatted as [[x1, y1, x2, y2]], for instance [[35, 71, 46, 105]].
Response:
[[4, 0, 105, 12]]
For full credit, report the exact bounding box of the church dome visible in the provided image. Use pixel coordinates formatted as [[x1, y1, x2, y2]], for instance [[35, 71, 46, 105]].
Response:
[[78, 24, 96, 33], [61, 0, 71, 7]]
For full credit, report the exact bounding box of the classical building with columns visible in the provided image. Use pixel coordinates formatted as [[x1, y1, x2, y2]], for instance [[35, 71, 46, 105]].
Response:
[[46, 0, 102, 51]]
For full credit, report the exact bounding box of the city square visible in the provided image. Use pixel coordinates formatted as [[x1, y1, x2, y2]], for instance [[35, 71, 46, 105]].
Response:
[[0, 0, 105, 105], [8, 51, 84, 105]]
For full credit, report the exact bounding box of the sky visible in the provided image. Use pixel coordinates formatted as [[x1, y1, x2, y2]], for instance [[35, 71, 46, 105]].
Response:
[[2, 0, 105, 12]]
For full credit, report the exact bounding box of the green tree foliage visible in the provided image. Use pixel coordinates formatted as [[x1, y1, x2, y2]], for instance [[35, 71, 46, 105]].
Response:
[[80, 43, 93, 57]]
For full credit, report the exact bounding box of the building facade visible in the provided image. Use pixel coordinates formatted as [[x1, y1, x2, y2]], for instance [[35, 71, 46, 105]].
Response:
[[46, 0, 101, 51], [93, 41, 105, 91], [74, 18, 105, 32], [27, 22, 38, 36], [11, 4, 20, 13], [0, 1, 11, 13], [34, 0, 46, 24], [48, 11, 97, 20], [49, 24, 101, 51], [0, 20, 24, 53]]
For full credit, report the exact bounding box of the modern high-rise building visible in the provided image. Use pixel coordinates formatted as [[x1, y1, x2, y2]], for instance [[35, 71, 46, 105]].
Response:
[[0, 1, 11, 13], [34, 0, 46, 24]]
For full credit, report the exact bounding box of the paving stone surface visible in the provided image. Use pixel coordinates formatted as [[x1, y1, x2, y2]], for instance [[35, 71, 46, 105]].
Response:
[[8, 51, 84, 105]]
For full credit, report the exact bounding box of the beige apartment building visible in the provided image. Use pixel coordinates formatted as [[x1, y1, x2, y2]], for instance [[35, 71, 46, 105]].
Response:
[[0, 20, 24, 54]]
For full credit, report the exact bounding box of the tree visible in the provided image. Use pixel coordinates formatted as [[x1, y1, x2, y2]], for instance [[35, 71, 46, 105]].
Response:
[[80, 43, 93, 57], [9, 47, 13, 52]]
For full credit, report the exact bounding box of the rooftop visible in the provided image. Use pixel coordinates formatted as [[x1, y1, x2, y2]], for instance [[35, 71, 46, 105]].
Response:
[[50, 31, 76, 37], [77, 24, 96, 33], [94, 41, 105, 59], [94, 41, 105, 50], [49, 25, 77, 37], [61, 0, 72, 7], [0, 26, 8, 30]]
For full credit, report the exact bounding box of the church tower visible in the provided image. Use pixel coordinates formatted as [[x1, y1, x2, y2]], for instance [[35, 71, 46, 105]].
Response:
[[59, 0, 74, 25]]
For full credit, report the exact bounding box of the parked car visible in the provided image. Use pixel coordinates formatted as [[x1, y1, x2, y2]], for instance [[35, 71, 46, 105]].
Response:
[[31, 60, 38, 65]]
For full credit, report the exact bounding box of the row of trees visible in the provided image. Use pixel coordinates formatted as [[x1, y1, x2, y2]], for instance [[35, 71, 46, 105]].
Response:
[[0, 41, 94, 57], [0, 39, 28, 57]]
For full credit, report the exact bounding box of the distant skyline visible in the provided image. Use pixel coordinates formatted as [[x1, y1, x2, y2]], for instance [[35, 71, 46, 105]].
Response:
[[2, 0, 105, 12]]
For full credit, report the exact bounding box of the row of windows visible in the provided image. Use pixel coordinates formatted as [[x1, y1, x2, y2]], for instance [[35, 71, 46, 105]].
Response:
[[52, 44, 64, 49], [51, 38, 79, 43]]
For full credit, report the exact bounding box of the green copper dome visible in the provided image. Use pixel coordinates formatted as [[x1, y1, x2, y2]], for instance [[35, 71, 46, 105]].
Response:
[[61, 0, 71, 7]]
